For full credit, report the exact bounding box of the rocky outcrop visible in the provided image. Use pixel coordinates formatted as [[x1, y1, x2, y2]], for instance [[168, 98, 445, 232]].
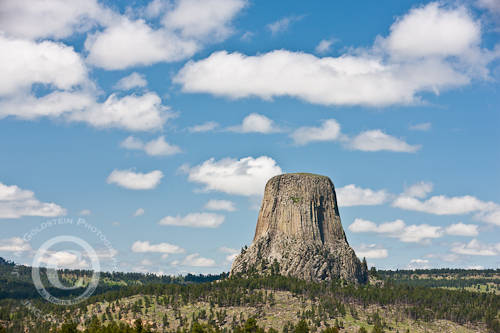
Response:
[[231, 173, 368, 284]]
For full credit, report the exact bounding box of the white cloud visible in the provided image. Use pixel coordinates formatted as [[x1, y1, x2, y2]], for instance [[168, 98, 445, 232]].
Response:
[[229, 113, 279, 134], [476, 208, 500, 226], [182, 253, 216, 267], [315, 39, 335, 54], [0, 0, 111, 39], [355, 244, 388, 259], [291, 119, 342, 145], [85, 18, 199, 70], [451, 239, 500, 256], [69, 93, 173, 132], [162, 0, 247, 40], [0, 237, 31, 252], [384, 3, 481, 59], [38, 250, 89, 269], [0, 36, 87, 97], [409, 122, 432, 131], [410, 259, 429, 264], [394, 183, 500, 226], [121, 136, 181, 156], [348, 130, 420, 152], [289, 119, 419, 153], [0, 182, 66, 219], [445, 223, 479, 236], [133, 208, 145, 217], [114, 72, 147, 90], [348, 218, 443, 243], [188, 121, 219, 133], [219, 246, 239, 262], [393, 193, 496, 215], [408, 258, 430, 269], [477, 0, 500, 15], [175, 3, 495, 107], [131, 240, 184, 254], [0, 91, 94, 120], [85, 0, 246, 70], [267, 15, 303, 35], [403, 181, 434, 199], [159, 212, 225, 228], [144, 0, 169, 18], [183, 156, 282, 196], [336, 184, 390, 207], [106, 169, 163, 190], [204, 200, 236, 212], [79, 209, 91, 216]]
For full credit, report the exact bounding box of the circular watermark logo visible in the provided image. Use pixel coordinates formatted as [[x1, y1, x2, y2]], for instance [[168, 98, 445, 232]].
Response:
[[31, 236, 101, 305], [22, 217, 119, 306]]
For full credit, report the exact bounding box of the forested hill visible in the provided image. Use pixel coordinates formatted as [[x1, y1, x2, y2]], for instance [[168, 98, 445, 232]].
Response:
[[0, 257, 499, 332]]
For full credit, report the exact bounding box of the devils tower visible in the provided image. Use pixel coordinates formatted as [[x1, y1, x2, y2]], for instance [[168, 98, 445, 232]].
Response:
[[231, 173, 368, 284]]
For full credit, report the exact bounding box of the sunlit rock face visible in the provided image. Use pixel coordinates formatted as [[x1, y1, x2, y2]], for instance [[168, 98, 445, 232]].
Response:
[[231, 173, 368, 284]]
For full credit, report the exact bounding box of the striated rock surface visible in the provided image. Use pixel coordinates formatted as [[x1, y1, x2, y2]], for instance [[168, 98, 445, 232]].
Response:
[[231, 173, 368, 284]]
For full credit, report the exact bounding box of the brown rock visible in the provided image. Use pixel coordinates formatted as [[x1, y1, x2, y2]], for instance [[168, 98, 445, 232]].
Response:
[[230, 173, 368, 284]]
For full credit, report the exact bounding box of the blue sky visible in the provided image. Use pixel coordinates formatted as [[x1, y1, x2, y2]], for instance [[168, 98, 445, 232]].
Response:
[[0, 0, 499, 274]]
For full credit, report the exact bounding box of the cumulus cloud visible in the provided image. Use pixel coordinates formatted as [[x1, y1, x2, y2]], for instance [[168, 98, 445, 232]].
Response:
[[106, 169, 163, 190], [2, 91, 174, 132], [0, 36, 87, 97], [204, 200, 236, 212], [175, 3, 496, 107], [182, 253, 216, 267], [228, 113, 280, 134], [182, 156, 282, 196], [0, 0, 111, 39], [403, 181, 434, 199], [393, 181, 500, 226], [290, 119, 419, 152], [384, 3, 480, 59], [348, 130, 420, 152], [131, 240, 184, 254], [408, 258, 430, 269], [85, 18, 199, 70], [121, 136, 181, 156], [291, 119, 342, 145], [114, 72, 147, 90], [69, 93, 174, 131], [336, 184, 390, 207], [393, 193, 497, 215], [159, 212, 225, 228], [315, 39, 336, 54], [355, 244, 388, 259], [267, 15, 303, 35], [133, 208, 145, 217], [219, 246, 239, 262], [188, 121, 219, 133], [445, 223, 479, 236], [0, 182, 66, 219], [0, 237, 31, 252], [38, 250, 89, 269], [477, 0, 500, 15], [409, 122, 432, 131], [451, 239, 500, 256], [162, 0, 247, 40], [348, 218, 443, 243], [85, 0, 246, 70]]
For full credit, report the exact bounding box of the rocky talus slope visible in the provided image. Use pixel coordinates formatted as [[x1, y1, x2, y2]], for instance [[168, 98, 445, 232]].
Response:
[[231, 173, 368, 284]]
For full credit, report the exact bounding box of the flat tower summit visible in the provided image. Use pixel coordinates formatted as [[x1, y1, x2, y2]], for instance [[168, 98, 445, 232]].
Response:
[[231, 173, 368, 283]]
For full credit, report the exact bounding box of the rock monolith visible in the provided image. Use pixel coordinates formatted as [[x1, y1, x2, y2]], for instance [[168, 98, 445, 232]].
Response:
[[230, 173, 368, 284]]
